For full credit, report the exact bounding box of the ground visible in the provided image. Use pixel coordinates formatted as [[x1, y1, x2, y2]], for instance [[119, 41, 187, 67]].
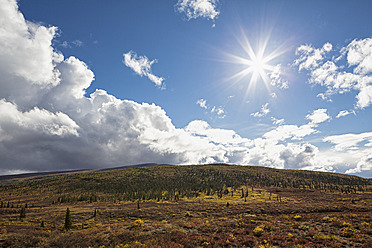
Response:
[[0, 186, 371, 247]]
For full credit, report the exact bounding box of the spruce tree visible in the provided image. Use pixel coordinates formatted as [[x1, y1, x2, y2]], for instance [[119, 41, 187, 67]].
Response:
[[20, 207, 26, 219], [64, 208, 72, 230]]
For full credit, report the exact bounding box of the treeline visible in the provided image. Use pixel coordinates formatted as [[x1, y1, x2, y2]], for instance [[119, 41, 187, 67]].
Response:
[[1, 164, 371, 203]]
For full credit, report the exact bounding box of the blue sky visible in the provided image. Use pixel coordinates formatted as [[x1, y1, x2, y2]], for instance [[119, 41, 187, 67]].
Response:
[[0, 0, 372, 177]]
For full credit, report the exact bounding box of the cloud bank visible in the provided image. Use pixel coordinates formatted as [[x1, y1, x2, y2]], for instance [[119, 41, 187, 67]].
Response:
[[0, 0, 371, 177]]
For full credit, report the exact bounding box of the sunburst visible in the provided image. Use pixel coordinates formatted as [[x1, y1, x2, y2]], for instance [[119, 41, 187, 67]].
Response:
[[224, 29, 288, 95]]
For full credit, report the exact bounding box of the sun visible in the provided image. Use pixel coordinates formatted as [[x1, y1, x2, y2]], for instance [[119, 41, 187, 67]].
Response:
[[224, 29, 288, 94], [244, 51, 270, 84]]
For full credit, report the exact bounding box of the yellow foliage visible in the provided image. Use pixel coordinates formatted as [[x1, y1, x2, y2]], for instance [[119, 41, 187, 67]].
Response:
[[313, 235, 337, 241], [253, 227, 264, 236], [293, 215, 302, 221], [298, 225, 309, 230], [133, 219, 144, 227], [340, 221, 351, 227]]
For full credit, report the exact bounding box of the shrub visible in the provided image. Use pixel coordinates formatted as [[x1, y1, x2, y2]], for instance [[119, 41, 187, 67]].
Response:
[[294, 215, 302, 221], [253, 227, 264, 236], [133, 219, 144, 227], [340, 221, 351, 228]]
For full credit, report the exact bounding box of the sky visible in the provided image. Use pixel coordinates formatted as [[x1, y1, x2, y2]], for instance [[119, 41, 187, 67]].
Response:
[[0, 0, 371, 178]]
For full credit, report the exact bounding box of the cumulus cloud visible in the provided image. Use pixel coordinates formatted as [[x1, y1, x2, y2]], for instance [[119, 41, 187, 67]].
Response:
[[294, 42, 332, 71], [279, 143, 319, 169], [175, 0, 219, 20], [0, 99, 79, 139], [346, 38, 372, 75], [324, 132, 372, 176], [306, 108, 331, 124], [294, 39, 372, 109], [251, 103, 270, 118], [123, 51, 165, 88], [346, 153, 372, 174]]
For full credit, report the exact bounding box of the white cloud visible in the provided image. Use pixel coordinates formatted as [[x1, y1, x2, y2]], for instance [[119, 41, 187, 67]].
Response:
[[268, 64, 288, 89], [356, 84, 372, 109], [196, 98, 207, 109], [294, 39, 372, 109], [185, 120, 252, 147], [123, 51, 164, 87], [336, 110, 354, 118], [211, 106, 225, 118], [72, 40, 83, 47], [323, 132, 372, 151], [346, 38, 372, 75], [346, 153, 372, 174], [197, 98, 225, 118], [306, 108, 331, 124], [251, 103, 270, 118], [175, 0, 219, 20], [294, 43, 332, 71], [61, 40, 83, 48], [271, 117, 285, 126], [0, 99, 79, 139], [279, 143, 319, 169], [263, 124, 316, 143], [0, 0, 63, 104]]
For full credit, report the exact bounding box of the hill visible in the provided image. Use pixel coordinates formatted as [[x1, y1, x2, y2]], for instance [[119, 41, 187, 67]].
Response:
[[0, 164, 371, 247]]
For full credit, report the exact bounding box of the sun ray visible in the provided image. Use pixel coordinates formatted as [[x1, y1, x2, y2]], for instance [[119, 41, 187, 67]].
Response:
[[224, 29, 288, 97]]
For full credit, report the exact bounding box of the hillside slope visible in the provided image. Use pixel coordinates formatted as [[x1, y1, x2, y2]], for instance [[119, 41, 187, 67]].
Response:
[[0, 164, 371, 247]]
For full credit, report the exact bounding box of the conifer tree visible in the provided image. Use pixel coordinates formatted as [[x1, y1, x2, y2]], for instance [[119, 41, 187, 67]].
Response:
[[20, 207, 26, 219], [64, 208, 72, 230]]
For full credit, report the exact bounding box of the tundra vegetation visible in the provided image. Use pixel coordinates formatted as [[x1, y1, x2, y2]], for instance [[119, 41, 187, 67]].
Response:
[[0, 164, 371, 247]]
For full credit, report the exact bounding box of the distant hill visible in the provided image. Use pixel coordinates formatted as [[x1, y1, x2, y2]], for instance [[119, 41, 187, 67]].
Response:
[[1, 164, 370, 202], [0, 163, 172, 181]]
